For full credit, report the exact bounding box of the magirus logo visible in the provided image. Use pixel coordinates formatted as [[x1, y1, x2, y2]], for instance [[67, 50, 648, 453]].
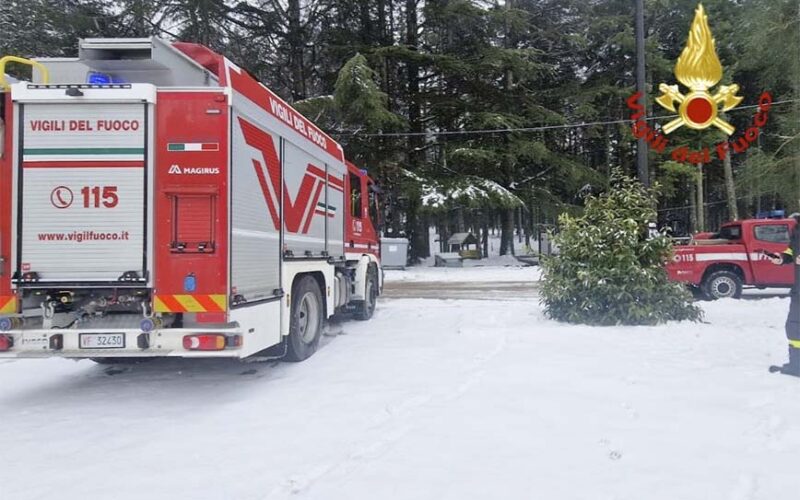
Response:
[[626, 3, 773, 166], [168, 164, 220, 175]]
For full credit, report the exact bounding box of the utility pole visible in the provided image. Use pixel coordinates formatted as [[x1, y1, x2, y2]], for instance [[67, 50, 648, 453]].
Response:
[[634, 0, 649, 186]]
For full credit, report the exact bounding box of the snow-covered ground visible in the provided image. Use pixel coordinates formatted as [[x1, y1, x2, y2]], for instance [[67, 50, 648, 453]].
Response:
[[1, 268, 799, 500], [385, 256, 540, 283]]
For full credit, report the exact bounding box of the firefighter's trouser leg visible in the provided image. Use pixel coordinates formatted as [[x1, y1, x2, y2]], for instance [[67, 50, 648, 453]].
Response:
[[783, 293, 800, 376]]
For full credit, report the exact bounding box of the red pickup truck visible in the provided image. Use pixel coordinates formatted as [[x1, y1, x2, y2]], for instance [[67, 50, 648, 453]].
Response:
[[667, 218, 795, 299]]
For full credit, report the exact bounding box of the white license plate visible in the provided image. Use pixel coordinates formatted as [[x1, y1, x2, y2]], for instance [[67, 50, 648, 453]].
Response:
[[79, 333, 126, 349]]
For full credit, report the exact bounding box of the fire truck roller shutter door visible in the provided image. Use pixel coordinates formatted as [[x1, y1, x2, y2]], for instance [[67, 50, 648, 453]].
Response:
[[326, 160, 346, 260], [18, 102, 147, 282], [281, 139, 326, 258], [230, 113, 281, 303]]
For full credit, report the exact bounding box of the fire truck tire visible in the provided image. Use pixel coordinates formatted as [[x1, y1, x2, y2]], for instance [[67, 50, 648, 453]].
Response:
[[355, 265, 378, 321], [689, 285, 705, 300], [284, 275, 324, 362], [701, 270, 742, 300]]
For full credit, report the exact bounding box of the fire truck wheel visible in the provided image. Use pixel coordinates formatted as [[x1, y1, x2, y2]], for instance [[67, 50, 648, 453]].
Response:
[[285, 275, 324, 362], [689, 285, 705, 300], [702, 270, 742, 300], [355, 266, 378, 321]]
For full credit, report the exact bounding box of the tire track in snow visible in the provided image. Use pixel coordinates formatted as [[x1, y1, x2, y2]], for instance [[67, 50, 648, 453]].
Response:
[[730, 474, 759, 500], [266, 321, 510, 499]]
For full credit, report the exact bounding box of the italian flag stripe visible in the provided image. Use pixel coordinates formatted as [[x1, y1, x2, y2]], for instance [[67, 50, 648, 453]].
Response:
[[168, 143, 219, 152]]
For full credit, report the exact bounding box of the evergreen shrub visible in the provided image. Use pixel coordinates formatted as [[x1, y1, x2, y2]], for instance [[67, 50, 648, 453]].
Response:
[[540, 169, 702, 325]]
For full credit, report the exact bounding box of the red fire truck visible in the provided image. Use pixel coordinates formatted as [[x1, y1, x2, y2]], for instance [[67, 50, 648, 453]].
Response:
[[0, 38, 382, 361], [667, 218, 795, 299]]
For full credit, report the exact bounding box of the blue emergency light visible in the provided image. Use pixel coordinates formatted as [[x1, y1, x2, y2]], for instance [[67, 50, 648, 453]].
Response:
[[756, 210, 785, 219], [86, 72, 126, 84]]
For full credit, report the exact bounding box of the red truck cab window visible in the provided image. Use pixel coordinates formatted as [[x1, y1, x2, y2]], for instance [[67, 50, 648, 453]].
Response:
[[754, 224, 790, 244], [350, 172, 362, 219], [717, 225, 742, 240]]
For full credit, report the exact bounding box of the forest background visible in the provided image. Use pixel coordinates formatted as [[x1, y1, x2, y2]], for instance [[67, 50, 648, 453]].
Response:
[[2, 0, 798, 259]]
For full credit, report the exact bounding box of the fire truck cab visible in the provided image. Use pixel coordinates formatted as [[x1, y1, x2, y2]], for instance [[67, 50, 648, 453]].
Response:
[[0, 38, 382, 361]]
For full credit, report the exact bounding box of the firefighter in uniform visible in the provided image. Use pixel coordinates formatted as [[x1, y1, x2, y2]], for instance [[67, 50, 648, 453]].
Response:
[[769, 213, 800, 376]]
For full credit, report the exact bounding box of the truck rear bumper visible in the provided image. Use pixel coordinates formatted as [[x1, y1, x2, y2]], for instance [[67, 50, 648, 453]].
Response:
[[0, 326, 248, 359]]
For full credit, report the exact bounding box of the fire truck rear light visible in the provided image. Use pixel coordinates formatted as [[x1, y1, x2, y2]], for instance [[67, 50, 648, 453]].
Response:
[[140, 317, 160, 333], [49, 334, 63, 350], [0, 335, 13, 352], [226, 335, 242, 348], [183, 334, 226, 351]]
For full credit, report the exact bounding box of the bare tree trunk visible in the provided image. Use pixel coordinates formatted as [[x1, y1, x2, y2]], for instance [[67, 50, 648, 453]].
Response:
[[482, 213, 489, 258], [287, 0, 305, 101], [405, 0, 421, 145], [689, 177, 698, 234], [696, 164, 705, 232], [418, 214, 430, 259], [438, 222, 448, 253], [359, 1, 372, 43], [404, 0, 425, 261], [407, 200, 427, 262], [524, 202, 532, 250], [499, 0, 515, 257], [500, 209, 515, 256], [456, 208, 465, 232], [723, 149, 739, 220], [134, 0, 146, 36]]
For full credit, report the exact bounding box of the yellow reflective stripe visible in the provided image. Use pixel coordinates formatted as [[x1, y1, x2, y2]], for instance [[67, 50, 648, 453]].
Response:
[[174, 295, 206, 313], [209, 294, 227, 311], [790, 340, 800, 349], [153, 296, 171, 313], [153, 295, 228, 313], [0, 297, 16, 314]]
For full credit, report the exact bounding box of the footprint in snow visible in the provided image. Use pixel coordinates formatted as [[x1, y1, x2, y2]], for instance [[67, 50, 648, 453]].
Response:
[[599, 438, 622, 461]]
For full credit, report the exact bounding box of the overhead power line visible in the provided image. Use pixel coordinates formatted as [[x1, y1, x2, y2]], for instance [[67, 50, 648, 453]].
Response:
[[659, 195, 752, 213], [333, 99, 799, 138]]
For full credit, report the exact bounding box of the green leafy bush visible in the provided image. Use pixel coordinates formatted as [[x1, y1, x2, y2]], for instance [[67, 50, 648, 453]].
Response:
[[540, 169, 702, 325]]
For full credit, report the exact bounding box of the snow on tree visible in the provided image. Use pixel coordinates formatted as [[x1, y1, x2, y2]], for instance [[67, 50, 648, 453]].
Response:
[[401, 169, 523, 212], [333, 53, 404, 133], [541, 168, 702, 326]]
